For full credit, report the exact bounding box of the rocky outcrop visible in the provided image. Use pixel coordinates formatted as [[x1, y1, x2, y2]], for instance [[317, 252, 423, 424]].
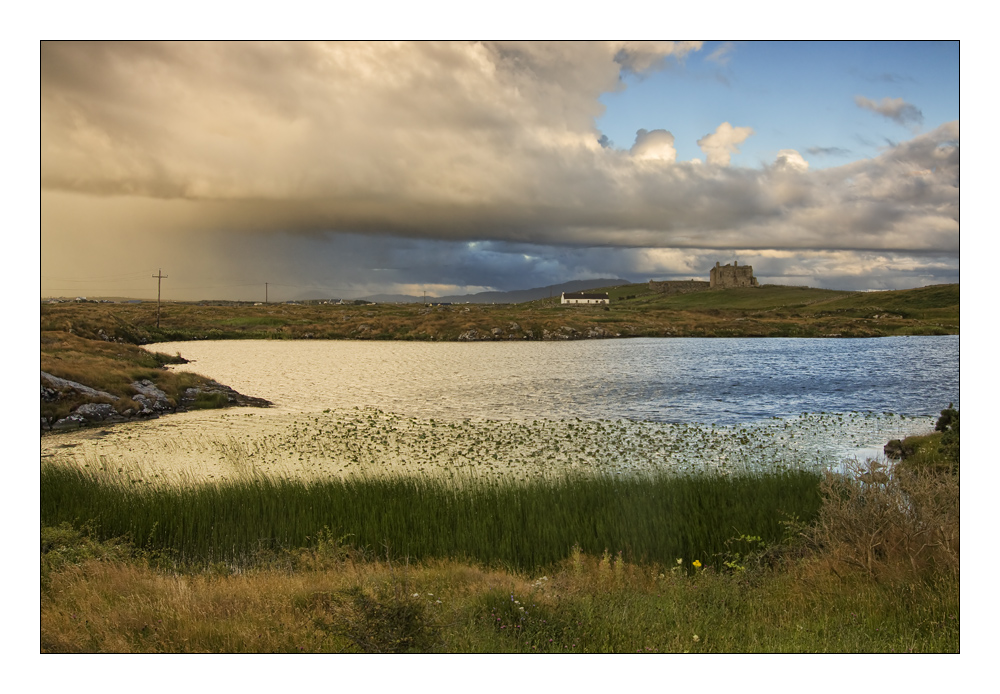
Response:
[[179, 381, 272, 409], [74, 403, 117, 421], [40, 371, 120, 401], [42, 374, 271, 433], [585, 327, 621, 338], [131, 379, 172, 415]]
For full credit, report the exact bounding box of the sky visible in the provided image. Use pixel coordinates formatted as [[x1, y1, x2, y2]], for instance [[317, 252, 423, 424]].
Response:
[[40, 40, 960, 301]]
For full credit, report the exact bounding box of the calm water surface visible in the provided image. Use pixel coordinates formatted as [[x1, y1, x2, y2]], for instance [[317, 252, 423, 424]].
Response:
[[43, 337, 958, 482], [153, 336, 959, 425]]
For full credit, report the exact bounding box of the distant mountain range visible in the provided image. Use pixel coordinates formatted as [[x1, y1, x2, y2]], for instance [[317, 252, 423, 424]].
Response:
[[359, 278, 631, 304], [43, 279, 632, 305]]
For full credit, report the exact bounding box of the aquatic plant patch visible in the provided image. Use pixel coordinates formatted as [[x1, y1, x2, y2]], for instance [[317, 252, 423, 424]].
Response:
[[41, 408, 937, 486]]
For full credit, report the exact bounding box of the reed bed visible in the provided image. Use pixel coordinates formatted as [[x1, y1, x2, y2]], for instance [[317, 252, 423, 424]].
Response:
[[40, 463, 821, 571]]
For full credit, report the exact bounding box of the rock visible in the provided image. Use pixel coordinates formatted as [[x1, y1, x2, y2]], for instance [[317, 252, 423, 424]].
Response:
[[74, 403, 116, 421], [51, 414, 87, 430], [41, 372, 120, 401], [491, 327, 503, 337], [131, 380, 172, 412], [458, 329, 482, 341], [509, 322, 521, 332], [132, 379, 169, 401]]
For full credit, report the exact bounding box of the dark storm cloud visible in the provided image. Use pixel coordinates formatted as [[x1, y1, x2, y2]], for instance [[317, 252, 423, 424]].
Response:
[[41, 42, 958, 298]]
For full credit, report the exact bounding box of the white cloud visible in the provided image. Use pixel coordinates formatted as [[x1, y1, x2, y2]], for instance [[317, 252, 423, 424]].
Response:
[[706, 42, 736, 66], [696, 122, 754, 166], [615, 41, 703, 72], [630, 129, 677, 162], [774, 149, 809, 173]]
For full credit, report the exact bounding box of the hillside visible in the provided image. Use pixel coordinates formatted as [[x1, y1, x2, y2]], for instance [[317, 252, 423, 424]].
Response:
[[41, 283, 958, 345]]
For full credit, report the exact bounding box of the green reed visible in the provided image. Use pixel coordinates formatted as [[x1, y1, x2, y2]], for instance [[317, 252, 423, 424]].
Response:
[[40, 465, 822, 570]]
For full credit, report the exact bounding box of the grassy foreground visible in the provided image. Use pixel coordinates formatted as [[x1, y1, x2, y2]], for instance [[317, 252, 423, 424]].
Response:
[[40, 527, 958, 654], [41, 453, 959, 652]]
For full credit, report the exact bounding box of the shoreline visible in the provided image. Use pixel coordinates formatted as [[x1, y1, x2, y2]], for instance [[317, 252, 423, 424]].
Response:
[[40, 282, 958, 434]]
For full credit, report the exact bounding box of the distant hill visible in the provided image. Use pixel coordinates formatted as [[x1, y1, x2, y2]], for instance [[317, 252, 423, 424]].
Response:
[[362, 278, 630, 304]]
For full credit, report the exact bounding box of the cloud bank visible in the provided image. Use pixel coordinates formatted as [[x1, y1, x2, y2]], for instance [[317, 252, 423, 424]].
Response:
[[41, 42, 958, 298]]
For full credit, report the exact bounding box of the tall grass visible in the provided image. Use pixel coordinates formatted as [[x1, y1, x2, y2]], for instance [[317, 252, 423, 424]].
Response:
[[40, 465, 822, 571]]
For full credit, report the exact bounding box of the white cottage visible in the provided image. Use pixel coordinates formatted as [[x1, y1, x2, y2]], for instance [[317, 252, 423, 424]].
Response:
[[561, 291, 609, 305]]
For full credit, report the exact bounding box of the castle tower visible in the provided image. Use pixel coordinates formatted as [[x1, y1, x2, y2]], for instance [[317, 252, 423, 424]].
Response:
[[710, 262, 759, 289]]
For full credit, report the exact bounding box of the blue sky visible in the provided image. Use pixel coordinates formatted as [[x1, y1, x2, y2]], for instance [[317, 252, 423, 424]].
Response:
[[40, 41, 960, 300], [597, 41, 960, 169]]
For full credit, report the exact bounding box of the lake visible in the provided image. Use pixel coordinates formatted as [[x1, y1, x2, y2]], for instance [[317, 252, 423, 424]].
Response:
[[41, 336, 958, 483], [152, 336, 958, 423]]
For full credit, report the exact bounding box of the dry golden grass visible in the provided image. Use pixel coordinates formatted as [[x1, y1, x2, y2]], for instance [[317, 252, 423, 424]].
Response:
[[41, 533, 959, 653], [807, 460, 959, 578], [41, 282, 958, 345]]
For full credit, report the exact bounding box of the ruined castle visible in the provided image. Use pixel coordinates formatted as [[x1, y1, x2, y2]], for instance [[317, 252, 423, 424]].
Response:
[[710, 261, 759, 289], [649, 262, 759, 295]]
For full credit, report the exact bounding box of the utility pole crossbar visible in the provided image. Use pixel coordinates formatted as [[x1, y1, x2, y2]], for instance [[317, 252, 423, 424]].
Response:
[[152, 269, 168, 328]]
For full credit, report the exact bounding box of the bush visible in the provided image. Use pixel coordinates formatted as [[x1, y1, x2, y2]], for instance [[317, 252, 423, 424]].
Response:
[[936, 404, 959, 465], [807, 460, 959, 578]]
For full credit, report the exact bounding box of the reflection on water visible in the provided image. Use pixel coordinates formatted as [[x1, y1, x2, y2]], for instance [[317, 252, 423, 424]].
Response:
[[150, 336, 959, 424], [40, 337, 957, 483]]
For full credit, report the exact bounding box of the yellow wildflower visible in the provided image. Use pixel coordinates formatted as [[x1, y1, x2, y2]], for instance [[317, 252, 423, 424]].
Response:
[[692, 560, 702, 568]]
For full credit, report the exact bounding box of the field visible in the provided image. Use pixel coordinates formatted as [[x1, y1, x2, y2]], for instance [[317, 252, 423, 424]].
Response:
[[41, 283, 959, 344]]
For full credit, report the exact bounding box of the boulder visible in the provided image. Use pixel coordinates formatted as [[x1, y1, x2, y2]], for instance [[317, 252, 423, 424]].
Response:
[[51, 414, 87, 430], [41, 372, 120, 401], [131, 380, 172, 412], [74, 403, 116, 421]]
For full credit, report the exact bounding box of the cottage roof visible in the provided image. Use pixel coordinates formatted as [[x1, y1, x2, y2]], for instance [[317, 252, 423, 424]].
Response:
[[563, 292, 608, 300]]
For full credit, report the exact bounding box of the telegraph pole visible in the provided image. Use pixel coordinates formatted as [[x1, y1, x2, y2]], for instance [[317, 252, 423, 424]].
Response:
[[152, 269, 168, 328], [265, 282, 269, 304]]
